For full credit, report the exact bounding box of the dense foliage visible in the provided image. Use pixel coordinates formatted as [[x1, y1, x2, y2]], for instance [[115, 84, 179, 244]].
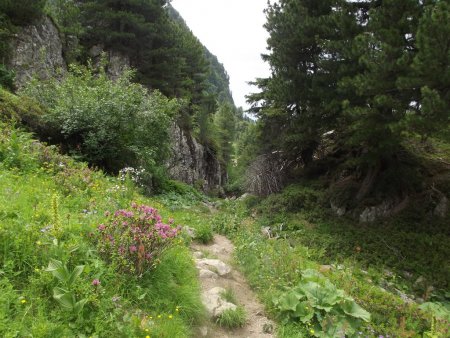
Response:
[[248, 0, 449, 171], [0, 117, 204, 336], [22, 65, 177, 178], [212, 192, 450, 337], [1, 0, 244, 181]]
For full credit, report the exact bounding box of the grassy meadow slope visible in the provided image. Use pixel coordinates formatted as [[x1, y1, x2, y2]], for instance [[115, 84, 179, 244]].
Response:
[[0, 91, 208, 337]]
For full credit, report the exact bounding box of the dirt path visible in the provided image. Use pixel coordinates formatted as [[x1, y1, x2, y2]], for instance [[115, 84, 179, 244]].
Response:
[[192, 234, 275, 338]]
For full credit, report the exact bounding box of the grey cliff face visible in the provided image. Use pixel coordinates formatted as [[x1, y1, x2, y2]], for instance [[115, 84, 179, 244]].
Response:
[[8, 16, 66, 88], [168, 124, 226, 193]]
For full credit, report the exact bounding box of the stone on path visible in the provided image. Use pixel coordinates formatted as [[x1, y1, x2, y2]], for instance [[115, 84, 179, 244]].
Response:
[[199, 269, 218, 279], [199, 326, 208, 337], [193, 251, 204, 259], [202, 287, 237, 318], [196, 258, 231, 277]]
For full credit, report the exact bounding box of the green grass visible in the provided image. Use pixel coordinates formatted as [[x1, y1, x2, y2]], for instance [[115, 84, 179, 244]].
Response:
[[216, 306, 246, 328], [0, 121, 206, 337], [220, 287, 237, 304], [211, 193, 450, 337]]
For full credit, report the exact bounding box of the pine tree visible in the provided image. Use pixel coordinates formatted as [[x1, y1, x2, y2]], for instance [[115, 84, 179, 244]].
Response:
[[248, 0, 341, 164], [400, 0, 450, 140]]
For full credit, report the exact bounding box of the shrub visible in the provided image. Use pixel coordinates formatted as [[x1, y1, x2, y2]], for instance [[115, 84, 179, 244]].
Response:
[[21, 64, 178, 174], [257, 184, 323, 217], [0, 88, 45, 131], [195, 222, 213, 244], [0, 122, 39, 171], [0, 65, 14, 91], [96, 204, 180, 275]]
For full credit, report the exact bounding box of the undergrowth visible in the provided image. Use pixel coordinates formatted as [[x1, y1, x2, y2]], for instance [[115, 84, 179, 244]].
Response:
[[0, 120, 206, 337], [216, 306, 246, 329], [212, 181, 450, 337]]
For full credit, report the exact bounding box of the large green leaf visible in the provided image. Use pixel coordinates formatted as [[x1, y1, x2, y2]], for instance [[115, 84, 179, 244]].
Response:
[[45, 259, 64, 272], [46, 259, 70, 284], [341, 300, 371, 322], [419, 302, 450, 321], [319, 314, 351, 338], [278, 291, 301, 312], [301, 269, 325, 283], [294, 301, 315, 323], [53, 287, 74, 310], [300, 281, 341, 312], [74, 298, 88, 315], [67, 265, 84, 286]]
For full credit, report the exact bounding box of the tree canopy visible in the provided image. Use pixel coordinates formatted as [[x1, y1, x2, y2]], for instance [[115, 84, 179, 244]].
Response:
[[249, 0, 449, 169]]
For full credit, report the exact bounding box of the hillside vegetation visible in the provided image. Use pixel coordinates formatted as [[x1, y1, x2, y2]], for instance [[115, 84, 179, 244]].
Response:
[[0, 0, 449, 337], [0, 91, 215, 336]]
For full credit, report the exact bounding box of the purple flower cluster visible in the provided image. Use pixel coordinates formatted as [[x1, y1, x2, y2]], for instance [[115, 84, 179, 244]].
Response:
[[96, 203, 180, 274]]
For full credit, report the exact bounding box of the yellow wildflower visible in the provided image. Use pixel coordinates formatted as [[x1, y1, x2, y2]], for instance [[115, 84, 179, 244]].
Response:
[[168, 315, 173, 319], [21, 299, 26, 304]]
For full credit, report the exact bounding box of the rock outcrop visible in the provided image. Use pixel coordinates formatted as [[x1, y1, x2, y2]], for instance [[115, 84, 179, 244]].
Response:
[[8, 16, 66, 88], [6, 17, 226, 192], [88, 45, 131, 80], [167, 124, 226, 193]]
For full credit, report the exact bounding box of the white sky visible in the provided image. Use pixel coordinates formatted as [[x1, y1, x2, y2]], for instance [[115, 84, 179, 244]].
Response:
[[170, 0, 271, 110]]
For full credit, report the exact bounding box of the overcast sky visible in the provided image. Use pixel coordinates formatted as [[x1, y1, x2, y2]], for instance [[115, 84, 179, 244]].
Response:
[[170, 0, 271, 110]]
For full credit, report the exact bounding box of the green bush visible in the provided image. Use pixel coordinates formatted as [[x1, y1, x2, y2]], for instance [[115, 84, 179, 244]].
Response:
[[195, 222, 213, 244], [0, 65, 14, 90], [0, 121, 204, 336], [21, 64, 178, 175], [0, 88, 45, 130], [257, 184, 323, 216], [96, 204, 181, 274], [0, 122, 39, 171]]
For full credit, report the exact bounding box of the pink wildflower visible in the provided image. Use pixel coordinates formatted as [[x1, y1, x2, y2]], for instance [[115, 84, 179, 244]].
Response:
[[92, 279, 101, 286]]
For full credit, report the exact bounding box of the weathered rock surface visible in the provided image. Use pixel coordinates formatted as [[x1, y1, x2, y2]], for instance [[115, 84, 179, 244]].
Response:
[[330, 200, 346, 217], [433, 195, 448, 218], [202, 287, 237, 318], [183, 226, 197, 239], [193, 251, 204, 259], [199, 269, 219, 279], [168, 124, 226, 193], [8, 16, 66, 88], [196, 258, 231, 277], [88, 45, 131, 80], [359, 196, 409, 223]]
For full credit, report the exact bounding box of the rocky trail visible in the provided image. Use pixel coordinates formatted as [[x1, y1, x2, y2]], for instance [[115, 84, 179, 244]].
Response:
[[192, 235, 275, 338]]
